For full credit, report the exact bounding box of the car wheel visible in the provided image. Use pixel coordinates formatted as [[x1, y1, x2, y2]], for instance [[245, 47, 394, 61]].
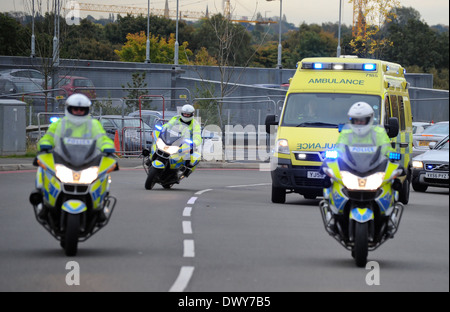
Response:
[[412, 182, 428, 192]]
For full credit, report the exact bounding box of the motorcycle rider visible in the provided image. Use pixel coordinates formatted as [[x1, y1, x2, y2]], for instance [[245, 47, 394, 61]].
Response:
[[37, 93, 115, 153], [32, 93, 115, 221], [163, 104, 202, 177], [327, 101, 397, 235], [336, 101, 394, 157]]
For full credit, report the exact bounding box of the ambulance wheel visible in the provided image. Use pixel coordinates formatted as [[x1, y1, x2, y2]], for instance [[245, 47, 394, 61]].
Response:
[[271, 186, 286, 204]]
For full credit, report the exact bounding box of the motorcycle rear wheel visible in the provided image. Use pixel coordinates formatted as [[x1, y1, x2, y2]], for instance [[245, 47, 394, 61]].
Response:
[[64, 214, 80, 257], [353, 222, 369, 268]]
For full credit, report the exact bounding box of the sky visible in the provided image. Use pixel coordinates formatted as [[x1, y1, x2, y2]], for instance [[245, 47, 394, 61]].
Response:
[[2, 0, 449, 27]]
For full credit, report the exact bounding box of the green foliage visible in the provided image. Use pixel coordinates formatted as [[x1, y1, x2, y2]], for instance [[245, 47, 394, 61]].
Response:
[[0, 13, 28, 56], [0, 6, 448, 89], [114, 31, 193, 64]]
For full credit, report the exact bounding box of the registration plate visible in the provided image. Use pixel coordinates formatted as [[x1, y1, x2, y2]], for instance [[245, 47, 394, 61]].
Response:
[[418, 141, 431, 147], [307, 171, 326, 179], [425, 172, 449, 179]]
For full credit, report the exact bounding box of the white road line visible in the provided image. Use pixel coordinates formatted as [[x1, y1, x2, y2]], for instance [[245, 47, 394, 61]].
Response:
[[195, 189, 213, 195], [183, 207, 192, 217], [226, 183, 271, 188], [182, 221, 193, 234], [183, 239, 195, 257], [169, 266, 195, 292], [187, 197, 198, 205]]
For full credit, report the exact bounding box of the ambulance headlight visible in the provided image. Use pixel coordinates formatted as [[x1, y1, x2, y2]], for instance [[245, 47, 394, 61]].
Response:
[[275, 139, 290, 154]]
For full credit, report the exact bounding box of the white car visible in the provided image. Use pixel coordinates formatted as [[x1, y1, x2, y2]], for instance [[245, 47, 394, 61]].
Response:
[[412, 121, 433, 135], [412, 135, 449, 192], [412, 121, 449, 157]]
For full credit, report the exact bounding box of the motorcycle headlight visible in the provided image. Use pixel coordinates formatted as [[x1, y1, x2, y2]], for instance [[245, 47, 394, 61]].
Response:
[[156, 138, 179, 154], [55, 164, 99, 184], [341, 171, 385, 191]]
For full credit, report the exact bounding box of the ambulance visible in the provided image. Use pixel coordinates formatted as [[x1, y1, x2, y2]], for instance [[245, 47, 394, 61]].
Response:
[[265, 56, 413, 204]]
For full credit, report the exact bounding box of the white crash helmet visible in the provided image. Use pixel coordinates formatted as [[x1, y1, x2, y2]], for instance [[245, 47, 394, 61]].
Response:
[[65, 93, 92, 125], [348, 101, 374, 136], [180, 104, 195, 123]]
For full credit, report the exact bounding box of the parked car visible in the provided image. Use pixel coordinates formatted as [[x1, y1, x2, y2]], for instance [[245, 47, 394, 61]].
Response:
[[128, 110, 178, 128], [0, 69, 48, 88], [55, 75, 96, 99], [412, 121, 433, 135], [0, 77, 47, 112], [99, 115, 153, 153], [412, 121, 449, 157], [412, 135, 449, 192]]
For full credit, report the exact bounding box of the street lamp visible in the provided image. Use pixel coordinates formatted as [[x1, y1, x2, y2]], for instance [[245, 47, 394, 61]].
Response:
[[266, 0, 282, 69], [337, 0, 342, 57], [31, 0, 35, 57], [145, 0, 151, 63], [174, 0, 179, 65]]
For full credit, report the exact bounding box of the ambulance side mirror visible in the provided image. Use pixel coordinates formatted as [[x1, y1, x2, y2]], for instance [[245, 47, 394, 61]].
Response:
[[385, 117, 399, 138], [265, 115, 278, 134]]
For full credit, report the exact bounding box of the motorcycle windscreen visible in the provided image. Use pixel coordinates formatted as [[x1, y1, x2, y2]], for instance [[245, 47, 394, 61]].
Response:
[[341, 144, 385, 173], [55, 137, 100, 168], [160, 123, 190, 146]]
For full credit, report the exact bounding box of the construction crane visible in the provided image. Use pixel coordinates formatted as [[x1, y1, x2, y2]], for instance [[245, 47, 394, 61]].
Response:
[[75, 1, 276, 24], [76, 2, 205, 20]]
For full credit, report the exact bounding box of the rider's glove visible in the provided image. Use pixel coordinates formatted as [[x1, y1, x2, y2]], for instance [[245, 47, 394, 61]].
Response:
[[39, 144, 52, 152], [103, 148, 116, 156]]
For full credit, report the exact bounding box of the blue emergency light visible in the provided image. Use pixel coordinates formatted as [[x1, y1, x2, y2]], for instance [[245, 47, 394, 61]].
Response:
[[363, 63, 376, 71], [325, 150, 338, 159], [313, 63, 323, 69], [49, 116, 60, 123], [302, 61, 376, 71], [155, 124, 163, 131], [389, 152, 402, 161]]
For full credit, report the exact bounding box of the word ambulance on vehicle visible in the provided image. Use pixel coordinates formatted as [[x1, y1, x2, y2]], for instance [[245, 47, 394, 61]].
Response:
[[265, 56, 413, 204]]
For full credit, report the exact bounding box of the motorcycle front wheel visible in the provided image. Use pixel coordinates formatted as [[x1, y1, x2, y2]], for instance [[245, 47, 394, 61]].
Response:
[[353, 222, 369, 268], [145, 166, 160, 190], [64, 214, 80, 257]]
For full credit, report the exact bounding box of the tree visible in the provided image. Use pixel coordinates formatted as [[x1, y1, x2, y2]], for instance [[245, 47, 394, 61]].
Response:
[[0, 13, 29, 56], [348, 0, 400, 58], [282, 23, 338, 68], [114, 31, 193, 64]]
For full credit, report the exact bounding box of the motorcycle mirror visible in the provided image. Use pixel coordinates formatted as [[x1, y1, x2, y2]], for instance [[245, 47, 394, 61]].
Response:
[[142, 148, 150, 157], [385, 117, 399, 138]]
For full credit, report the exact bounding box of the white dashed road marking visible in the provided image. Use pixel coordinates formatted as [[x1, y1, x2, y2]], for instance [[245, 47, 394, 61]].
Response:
[[169, 266, 195, 292]]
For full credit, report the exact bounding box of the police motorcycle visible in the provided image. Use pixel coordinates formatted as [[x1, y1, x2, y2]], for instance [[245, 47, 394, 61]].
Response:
[[29, 136, 119, 257], [319, 124, 405, 267], [142, 121, 200, 190]]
